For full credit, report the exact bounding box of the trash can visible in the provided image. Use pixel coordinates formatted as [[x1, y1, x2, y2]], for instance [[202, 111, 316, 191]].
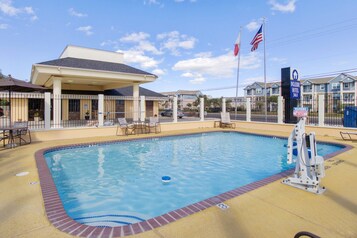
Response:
[[343, 106, 357, 128]]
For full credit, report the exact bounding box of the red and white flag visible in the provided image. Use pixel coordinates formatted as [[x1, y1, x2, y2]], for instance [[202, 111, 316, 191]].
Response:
[[234, 33, 241, 56]]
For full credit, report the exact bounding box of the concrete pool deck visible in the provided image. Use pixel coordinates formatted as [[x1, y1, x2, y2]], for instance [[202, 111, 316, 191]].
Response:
[[1, 122, 357, 238]]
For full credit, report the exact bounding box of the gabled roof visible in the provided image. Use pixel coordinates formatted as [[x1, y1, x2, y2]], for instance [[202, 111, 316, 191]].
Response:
[[308, 77, 333, 84], [37, 57, 156, 77]]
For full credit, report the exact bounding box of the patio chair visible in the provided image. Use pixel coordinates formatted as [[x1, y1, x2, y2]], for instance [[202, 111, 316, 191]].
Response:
[[220, 112, 236, 129], [12, 121, 31, 145], [147, 117, 161, 133], [0, 130, 9, 147], [116, 118, 135, 136], [340, 131, 357, 141]]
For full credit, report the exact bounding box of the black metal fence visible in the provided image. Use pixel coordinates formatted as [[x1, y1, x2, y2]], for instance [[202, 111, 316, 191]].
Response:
[[250, 99, 278, 123], [284, 96, 356, 127], [0, 92, 45, 129]]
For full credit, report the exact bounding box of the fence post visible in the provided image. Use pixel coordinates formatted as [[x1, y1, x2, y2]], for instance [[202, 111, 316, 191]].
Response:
[[318, 94, 325, 127], [246, 98, 251, 122], [222, 98, 226, 113], [200, 97, 204, 121], [278, 96, 283, 124], [98, 94, 104, 127], [44, 92, 51, 130], [173, 96, 178, 123], [140, 96, 146, 121]]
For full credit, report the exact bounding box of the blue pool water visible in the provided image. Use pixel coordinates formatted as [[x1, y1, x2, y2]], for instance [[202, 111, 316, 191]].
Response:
[[44, 132, 343, 227]]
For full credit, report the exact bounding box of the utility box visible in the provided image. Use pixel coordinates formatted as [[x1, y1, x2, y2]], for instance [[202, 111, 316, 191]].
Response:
[[343, 106, 357, 128]]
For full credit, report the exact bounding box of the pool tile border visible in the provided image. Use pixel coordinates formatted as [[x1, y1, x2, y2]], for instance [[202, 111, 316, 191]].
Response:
[[34, 131, 353, 238]]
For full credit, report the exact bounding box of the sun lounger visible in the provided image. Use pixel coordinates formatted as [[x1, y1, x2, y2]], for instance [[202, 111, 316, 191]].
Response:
[[220, 112, 236, 129], [116, 118, 135, 135], [340, 131, 357, 141], [146, 117, 161, 133]]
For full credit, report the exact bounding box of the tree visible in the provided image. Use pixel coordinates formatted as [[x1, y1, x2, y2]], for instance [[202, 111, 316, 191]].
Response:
[[268, 95, 278, 103]]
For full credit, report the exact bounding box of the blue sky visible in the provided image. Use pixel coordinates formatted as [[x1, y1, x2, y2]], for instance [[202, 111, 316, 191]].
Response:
[[1, 0, 357, 97]]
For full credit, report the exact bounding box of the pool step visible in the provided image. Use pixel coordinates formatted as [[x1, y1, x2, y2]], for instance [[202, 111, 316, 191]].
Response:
[[74, 213, 146, 227]]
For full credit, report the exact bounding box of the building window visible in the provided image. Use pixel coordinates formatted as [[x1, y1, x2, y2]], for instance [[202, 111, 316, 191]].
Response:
[[344, 83, 349, 89], [256, 88, 262, 94], [319, 84, 325, 90], [332, 83, 340, 90]]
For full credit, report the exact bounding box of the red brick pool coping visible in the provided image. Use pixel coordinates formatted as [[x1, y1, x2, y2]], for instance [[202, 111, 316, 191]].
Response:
[[34, 131, 353, 238]]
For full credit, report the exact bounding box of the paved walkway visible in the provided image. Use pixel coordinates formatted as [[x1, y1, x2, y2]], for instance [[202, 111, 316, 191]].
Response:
[[0, 126, 356, 238]]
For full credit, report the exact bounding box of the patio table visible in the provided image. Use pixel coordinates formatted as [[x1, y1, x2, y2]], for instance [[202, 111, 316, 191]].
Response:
[[0, 126, 27, 148]]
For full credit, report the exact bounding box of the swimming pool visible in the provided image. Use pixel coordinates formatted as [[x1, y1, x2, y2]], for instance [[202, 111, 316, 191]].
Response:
[[41, 131, 343, 230]]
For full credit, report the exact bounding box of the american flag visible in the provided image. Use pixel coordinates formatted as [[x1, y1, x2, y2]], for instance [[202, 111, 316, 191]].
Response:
[[250, 25, 263, 52]]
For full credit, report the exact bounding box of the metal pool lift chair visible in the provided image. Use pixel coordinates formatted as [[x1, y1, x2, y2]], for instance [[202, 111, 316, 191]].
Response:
[[116, 118, 135, 136], [282, 117, 325, 194], [220, 112, 236, 129], [147, 117, 161, 133]]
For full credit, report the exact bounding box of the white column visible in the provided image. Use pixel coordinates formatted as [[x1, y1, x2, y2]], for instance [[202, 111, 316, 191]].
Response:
[[222, 98, 226, 113], [278, 96, 283, 124], [53, 77, 62, 128], [133, 83, 139, 121], [340, 82, 343, 103], [318, 94, 325, 127], [44, 92, 51, 130], [173, 96, 178, 123], [200, 97, 204, 121], [246, 98, 251, 122], [140, 95, 146, 121], [98, 94, 104, 127]]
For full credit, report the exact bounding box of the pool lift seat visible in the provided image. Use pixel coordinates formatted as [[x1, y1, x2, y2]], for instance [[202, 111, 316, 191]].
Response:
[[282, 117, 326, 194]]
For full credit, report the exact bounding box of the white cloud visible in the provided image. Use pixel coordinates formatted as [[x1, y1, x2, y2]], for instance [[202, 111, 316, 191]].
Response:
[[268, 0, 296, 13], [157, 31, 197, 56], [173, 52, 261, 79], [190, 76, 205, 85], [269, 57, 287, 64], [0, 0, 37, 20], [76, 25, 93, 36], [68, 8, 87, 17], [144, 0, 160, 5], [0, 0, 19, 16], [120, 32, 162, 55], [118, 49, 160, 69], [180, 72, 205, 84], [246, 20, 260, 32], [182, 72, 194, 77], [194, 52, 212, 58], [0, 23, 8, 29], [120, 32, 150, 42], [152, 68, 166, 76], [241, 76, 276, 87]]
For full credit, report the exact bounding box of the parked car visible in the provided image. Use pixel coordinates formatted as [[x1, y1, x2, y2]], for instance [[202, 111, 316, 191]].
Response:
[[160, 109, 184, 118]]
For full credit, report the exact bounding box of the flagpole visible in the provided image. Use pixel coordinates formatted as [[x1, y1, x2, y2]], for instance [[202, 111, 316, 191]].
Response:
[[263, 17, 267, 122], [235, 26, 242, 120]]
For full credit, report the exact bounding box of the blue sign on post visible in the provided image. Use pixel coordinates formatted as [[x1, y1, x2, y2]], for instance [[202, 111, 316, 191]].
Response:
[[290, 69, 300, 99]]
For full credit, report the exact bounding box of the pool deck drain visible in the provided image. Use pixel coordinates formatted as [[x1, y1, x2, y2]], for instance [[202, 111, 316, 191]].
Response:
[[1, 125, 357, 238]]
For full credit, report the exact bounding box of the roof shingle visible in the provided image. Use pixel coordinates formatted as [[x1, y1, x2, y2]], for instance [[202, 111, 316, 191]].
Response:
[[37, 57, 156, 77]]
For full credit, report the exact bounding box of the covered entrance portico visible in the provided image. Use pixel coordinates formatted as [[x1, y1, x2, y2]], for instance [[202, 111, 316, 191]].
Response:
[[30, 45, 157, 128]]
